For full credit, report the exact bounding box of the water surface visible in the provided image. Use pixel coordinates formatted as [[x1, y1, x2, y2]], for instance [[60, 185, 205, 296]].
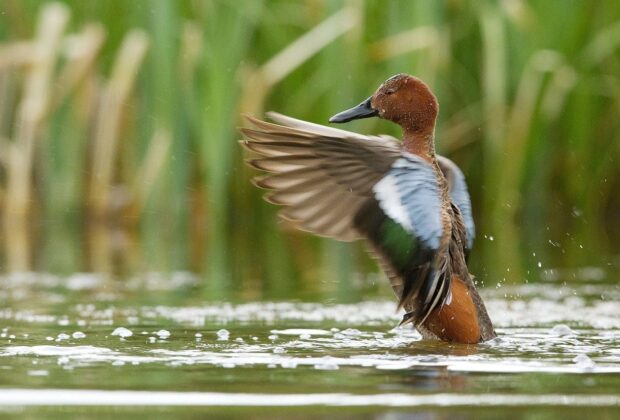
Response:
[[1, 273, 619, 418]]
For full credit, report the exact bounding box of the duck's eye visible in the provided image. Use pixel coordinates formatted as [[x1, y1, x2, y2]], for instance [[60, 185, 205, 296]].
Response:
[[386, 88, 396, 95]]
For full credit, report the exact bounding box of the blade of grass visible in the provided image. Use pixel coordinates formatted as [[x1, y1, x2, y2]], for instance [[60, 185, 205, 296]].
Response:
[[89, 29, 149, 220]]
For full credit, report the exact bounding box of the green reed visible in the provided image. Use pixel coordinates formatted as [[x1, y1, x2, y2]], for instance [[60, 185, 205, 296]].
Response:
[[0, 0, 617, 295]]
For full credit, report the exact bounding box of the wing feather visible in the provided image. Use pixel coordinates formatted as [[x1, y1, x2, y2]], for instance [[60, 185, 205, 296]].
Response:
[[242, 114, 453, 325], [357, 154, 451, 325], [241, 113, 401, 241], [437, 156, 475, 251]]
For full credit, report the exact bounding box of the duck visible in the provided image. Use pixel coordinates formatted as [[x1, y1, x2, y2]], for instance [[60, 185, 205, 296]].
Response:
[[241, 74, 496, 344]]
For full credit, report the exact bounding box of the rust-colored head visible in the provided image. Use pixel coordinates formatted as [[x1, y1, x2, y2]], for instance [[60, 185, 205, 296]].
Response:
[[329, 74, 439, 135]]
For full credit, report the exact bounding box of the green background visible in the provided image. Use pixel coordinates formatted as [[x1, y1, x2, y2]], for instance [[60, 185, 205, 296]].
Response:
[[0, 0, 618, 299]]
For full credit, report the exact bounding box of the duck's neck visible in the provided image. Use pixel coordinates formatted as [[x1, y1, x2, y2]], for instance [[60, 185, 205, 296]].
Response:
[[402, 129, 436, 164]]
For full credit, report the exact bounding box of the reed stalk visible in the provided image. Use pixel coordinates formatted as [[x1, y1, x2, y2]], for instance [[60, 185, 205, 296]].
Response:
[[130, 126, 172, 216], [239, 5, 361, 296], [4, 3, 68, 272], [89, 30, 149, 221], [196, 2, 263, 297], [41, 23, 105, 273]]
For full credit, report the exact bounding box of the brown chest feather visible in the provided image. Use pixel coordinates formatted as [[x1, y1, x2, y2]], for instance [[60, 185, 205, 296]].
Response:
[[422, 276, 481, 344]]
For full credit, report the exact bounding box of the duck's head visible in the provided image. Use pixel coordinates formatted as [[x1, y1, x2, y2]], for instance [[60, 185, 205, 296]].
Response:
[[329, 74, 438, 134]]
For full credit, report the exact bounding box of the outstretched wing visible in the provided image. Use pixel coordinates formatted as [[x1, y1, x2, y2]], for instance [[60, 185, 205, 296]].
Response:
[[242, 114, 451, 326], [354, 153, 450, 325], [437, 156, 475, 251], [241, 113, 401, 241]]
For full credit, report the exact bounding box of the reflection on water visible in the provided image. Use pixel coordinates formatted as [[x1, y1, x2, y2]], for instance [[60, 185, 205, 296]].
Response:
[[1, 273, 620, 416]]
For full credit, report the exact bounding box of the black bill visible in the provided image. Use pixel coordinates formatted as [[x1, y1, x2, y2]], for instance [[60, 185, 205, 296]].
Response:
[[329, 96, 378, 123]]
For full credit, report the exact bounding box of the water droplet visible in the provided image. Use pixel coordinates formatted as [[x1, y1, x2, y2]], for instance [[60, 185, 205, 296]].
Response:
[[341, 328, 362, 336], [111, 327, 133, 338], [549, 324, 575, 336], [216, 329, 230, 341], [156, 330, 171, 339], [573, 354, 595, 370]]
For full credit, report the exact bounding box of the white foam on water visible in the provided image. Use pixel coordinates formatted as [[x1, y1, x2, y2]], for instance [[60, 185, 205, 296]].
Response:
[[1, 283, 619, 381], [2, 346, 115, 357], [271, 329, 332, 336], [26, 370, 49, 376], [0, 389, 619, 407], [5, 339, 619, 374]]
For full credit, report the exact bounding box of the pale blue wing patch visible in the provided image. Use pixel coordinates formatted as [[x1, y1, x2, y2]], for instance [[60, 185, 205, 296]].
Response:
[[372, 154, 444, 251], [437, 156, 475, 250]]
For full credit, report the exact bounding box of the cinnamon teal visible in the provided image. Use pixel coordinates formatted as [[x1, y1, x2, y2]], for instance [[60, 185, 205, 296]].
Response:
[[241, 74, 496, 344]]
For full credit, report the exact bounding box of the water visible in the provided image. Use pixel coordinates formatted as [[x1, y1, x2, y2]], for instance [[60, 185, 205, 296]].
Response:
[[1, 273, 620, 418]]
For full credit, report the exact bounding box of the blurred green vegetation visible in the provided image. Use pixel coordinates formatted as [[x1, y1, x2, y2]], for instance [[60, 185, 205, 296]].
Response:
[[0, 0, 618, 299]]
